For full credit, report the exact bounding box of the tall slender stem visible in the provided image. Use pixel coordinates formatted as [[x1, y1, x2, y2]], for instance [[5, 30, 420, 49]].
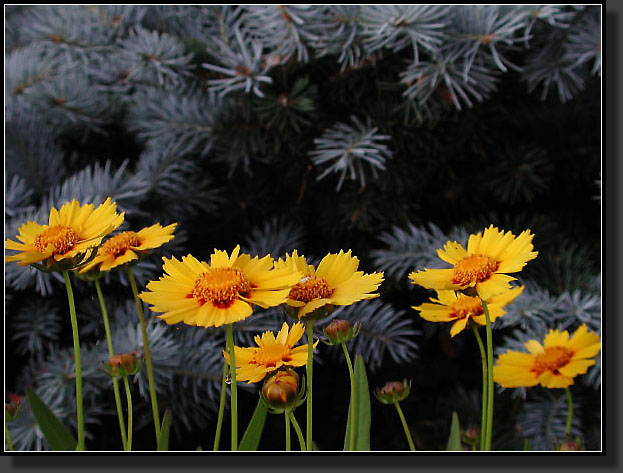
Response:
[[481, 299, 494, 451], [284, 411, 291, 451], [123, 376, 133, 451], [226, 324, 238, 451], [288, 411, 306, 451], [471, 324, 488, 451], [306, 321, 314, 451], [94, 279, 128, 450], [5, 420, 14, 451], [341, 341, 356, 451], [212, 361, 228, 451], [564, 387, 574, 443], [127, 268, 160, 444], [62, 271, 84, 451], [394, 401, 416, 451]]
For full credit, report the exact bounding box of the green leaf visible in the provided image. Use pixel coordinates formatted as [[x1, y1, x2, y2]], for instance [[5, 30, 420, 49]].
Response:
[[344, 354, 371, 451], [157, 409, 171, 451], [238, 398, 267, 451], [446, 411, 462, 451], [26, 389, 77, 451]]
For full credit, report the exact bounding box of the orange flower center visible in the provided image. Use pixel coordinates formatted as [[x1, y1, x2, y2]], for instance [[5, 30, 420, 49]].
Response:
[[532, 346, 574, 375], [34, 225, 79, 255], [192, 267, 252, 308], [253, 343, 292, 367], [448, 295, 484, 319], [102, 231, 141, 257], [289, 276, 333, 302], [451, 254, 499, 287]]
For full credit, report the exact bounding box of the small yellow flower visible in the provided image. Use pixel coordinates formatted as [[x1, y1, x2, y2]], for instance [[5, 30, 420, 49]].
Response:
[[80, 223, 177, 273], [409, 225, 537, 300], [5, 198, 124, 271], [139, 246, 301, 328], [224, 322, 315, 383], [493, 324, 600, 389], [412, 286, 524, 337], [275, 249, 384, 320]]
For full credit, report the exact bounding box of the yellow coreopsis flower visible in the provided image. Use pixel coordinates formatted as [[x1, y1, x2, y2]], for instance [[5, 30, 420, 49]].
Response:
[[79, 223, 177, 273], [409, 225, 538, 300], [493, 324, 601, 389], [139, 245, 301, 328], [224, 322, 315, 383], [5, 198, 124, 271], [413, 286, 524, 337], [275, 249, 384, 320]]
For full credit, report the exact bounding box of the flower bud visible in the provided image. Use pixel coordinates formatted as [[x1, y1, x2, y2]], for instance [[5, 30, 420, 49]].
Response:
[[102, 351, 142, 377], [260, 368, 305, 414], [559, 440, 581, 451], [462, 426, 480, 444], [323, 319, 361, 345], [374, 379, 411, 404], [5, 394, 22, 422]]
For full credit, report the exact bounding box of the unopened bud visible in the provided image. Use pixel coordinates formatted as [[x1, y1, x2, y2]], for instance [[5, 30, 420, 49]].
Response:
[[323, 319, 360, 345], [260, 368, 305, 414], [5, 394, 22, 422], [559, 441, 581, 451], [103, 351, 142, 377], [462, 427, 480, 443], [374, 379, 411, 404]]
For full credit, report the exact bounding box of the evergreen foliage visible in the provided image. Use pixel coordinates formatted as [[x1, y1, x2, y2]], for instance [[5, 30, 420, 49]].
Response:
[[5, 5, 600, 451]]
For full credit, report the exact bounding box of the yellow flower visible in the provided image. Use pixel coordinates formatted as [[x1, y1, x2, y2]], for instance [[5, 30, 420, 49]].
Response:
[[224, 322, 314, 383], [275, 249, 384, 320], [5, 198, 124, 270], [409, 225, 537, 300], [79, 223, 177, 273], [493, 324, 601, 389], [139, 245, 301, 328], [412, 286, 524, 337]]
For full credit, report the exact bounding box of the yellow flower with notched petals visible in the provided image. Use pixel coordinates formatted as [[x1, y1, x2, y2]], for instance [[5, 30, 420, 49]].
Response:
[[275, 249, 384, 320], [413, 286, 524, 337], [493, 324, 600, 389], [224, 322, 314, 383], [80, 223, 177, 273], [139, 245, 301, 328], [409, 225, 537, 300], [5, 198, 124, 270]]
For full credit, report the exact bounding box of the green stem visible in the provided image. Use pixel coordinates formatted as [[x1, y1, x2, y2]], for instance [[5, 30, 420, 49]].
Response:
[[5, 420, 14, 451], [564, 387, 573, 443], [471, 324, 488, 452], [127, 268, 161, 444], [341, 341, 356, 451], [481, 298, 494, 451], [62, 271, 85, 451], [226, 324, 238, 451], [394, 401, 416, 451], [288, 411, 306, 451], [285, 411, 291, 451], [94, 279, 128, 450], [306, 321, 314, 451], [212, 360, 228, 451], [123, 376, 133, 451]]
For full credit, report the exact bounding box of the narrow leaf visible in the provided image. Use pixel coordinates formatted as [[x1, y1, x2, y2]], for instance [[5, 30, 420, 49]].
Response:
[[26, 389, 77, 451], [157, 409, 171, 451], [352, 354, 371, 451], [446, 411, 462, 451], [238, 398, 268, 451]]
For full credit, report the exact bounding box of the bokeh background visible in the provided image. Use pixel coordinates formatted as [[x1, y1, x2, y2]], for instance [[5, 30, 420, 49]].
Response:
[[5, 5, 601, 451]]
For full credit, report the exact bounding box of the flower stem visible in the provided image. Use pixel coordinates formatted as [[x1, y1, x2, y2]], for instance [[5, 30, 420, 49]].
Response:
[[394, 401, 416, 451], [123, 376, 133, 451], [306, 321, 314, 451], [471, 324, 488, 452], [5, 419, 14, 451], [62, 271, 85, 451], [94, 279, 128, 450], [341, 341, 356, 451], [564, 387, 574, 443], [285, 411, 291, 451], [288, 411, 306, 451], [481, 298, 494, 451], [212, 360, 228, 451], [226, 324, 238, 451], [127, 268, 160, 445]]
